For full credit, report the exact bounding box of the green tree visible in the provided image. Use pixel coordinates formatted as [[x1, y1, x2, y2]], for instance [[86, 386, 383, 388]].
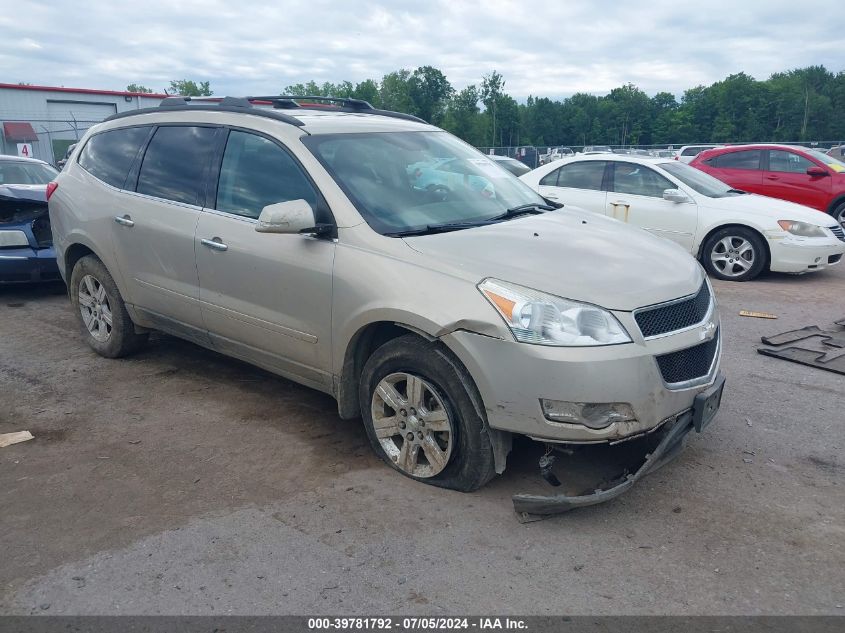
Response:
[[379, 70, 413, 113], [126, 83, 154, 93], [480, 71, 505, 145], [169, 79, 213, 96], [408, 66, 453, 124]]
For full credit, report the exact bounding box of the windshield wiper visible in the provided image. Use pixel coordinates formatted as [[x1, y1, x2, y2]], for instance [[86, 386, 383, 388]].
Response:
[[497, 202, 557, 218], [727, 188, 747, 194], [385, 203, 557, 237], [385, 221, 493, 237]]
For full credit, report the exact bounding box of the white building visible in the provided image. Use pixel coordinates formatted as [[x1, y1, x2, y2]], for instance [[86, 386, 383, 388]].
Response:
[[0, 83, 169, 164]]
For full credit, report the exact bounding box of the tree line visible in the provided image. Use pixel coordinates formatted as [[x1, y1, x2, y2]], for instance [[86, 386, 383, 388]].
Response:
[[128, 65, 845, 148]]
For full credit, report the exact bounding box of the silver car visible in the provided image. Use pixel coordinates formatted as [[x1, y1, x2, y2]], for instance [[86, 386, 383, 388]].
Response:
[[49, 96, 724, 513]]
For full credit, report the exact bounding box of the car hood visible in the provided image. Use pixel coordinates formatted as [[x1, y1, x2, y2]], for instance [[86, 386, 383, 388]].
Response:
[[403, 209, 703, 311], [0, 184, 48, 224], [0, 184, 47, 202], [698, 192, 833, 225]]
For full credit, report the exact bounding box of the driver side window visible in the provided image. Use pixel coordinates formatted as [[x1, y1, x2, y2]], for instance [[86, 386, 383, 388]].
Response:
[[215, 130, 317, 219], [611, 163, 675, 198]]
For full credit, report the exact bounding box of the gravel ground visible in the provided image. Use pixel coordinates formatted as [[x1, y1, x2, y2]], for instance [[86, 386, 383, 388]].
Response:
[[0, 264, 843, 615]]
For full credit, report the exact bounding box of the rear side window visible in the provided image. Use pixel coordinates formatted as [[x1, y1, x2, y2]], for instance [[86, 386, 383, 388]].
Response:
[[136, 126, 217, 205], [78, 127, 150, 188], [713, 150, 761, 170], [215, 130, 318, 219], [542, 162, 606, 190]]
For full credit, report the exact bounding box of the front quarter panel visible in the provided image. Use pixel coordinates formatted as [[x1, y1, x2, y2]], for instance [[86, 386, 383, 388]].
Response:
[[331, 228, 512, 380]]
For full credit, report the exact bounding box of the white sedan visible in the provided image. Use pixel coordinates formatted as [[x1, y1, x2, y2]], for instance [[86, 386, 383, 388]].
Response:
[[520, 156, 845, 281]]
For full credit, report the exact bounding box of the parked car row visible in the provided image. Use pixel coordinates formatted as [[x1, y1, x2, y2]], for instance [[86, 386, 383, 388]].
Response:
[[45, 96, 727, 512]]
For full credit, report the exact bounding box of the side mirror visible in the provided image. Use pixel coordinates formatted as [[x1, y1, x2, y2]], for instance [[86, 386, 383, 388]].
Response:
[[663, 188, 691, 203], [255, 200, 330, 235], [806, 166, 829, 177]]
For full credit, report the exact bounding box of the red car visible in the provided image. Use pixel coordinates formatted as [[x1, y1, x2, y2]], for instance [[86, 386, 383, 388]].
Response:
[[690, 144, 845, 228]]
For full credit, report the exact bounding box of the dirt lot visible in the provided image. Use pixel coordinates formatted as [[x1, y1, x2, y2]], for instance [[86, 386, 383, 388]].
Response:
[[1, 265, 843, 615]]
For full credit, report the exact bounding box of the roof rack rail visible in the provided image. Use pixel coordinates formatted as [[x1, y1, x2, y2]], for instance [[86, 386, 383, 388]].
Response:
[[248, 95, 427, 123], [250, 95, 374, 110], [104, 94, 427, 126]]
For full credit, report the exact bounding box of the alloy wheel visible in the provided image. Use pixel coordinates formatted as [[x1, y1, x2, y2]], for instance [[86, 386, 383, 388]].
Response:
[[370, 372, 454, 478], [78, 274, 113, 342], [710, 236, 755, 278]]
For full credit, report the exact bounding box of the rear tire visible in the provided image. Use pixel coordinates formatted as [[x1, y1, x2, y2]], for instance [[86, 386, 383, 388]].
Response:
[[701, 227, 766, 282], [359, 334, 496, 492], [70, 255, 148, 358]]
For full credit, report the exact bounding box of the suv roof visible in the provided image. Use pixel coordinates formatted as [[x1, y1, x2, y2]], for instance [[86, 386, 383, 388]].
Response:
[[104, 95, 433, 135]]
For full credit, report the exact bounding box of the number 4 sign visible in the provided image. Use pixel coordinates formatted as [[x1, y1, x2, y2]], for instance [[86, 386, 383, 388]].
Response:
[[17, 143, 33, 158]]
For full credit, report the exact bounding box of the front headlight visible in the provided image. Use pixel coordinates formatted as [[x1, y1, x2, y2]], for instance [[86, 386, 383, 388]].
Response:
[[777, 220, 827, 238], [0, 230, 30, 248], [479, 278, 631, 346]]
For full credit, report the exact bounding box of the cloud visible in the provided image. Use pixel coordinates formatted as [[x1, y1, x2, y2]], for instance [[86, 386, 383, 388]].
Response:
[[5, 0, 844, 99]]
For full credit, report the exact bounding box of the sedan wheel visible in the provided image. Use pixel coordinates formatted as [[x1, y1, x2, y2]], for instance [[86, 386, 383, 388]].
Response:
[[78, 274, 113, 342], [370, 372, 454, 478], [710, 236, 755, 278]]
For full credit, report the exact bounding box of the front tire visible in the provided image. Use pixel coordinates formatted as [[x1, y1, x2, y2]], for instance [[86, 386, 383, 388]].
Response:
[[701, 227, 766, 282], [832, 201, 845, 230], [359, 334, 496, 492], [70, 255, 148, 358]]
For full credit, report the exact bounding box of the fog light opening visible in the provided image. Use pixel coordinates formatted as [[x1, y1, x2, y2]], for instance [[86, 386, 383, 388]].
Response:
[[540, 400, 636, 430]]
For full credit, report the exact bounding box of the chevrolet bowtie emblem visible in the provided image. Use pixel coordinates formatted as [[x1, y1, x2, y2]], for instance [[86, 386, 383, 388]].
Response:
[[700, 322, 717, 341]]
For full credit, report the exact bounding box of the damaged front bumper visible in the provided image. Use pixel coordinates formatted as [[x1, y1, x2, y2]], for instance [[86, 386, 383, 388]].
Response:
[[513, 373, 725, 517]]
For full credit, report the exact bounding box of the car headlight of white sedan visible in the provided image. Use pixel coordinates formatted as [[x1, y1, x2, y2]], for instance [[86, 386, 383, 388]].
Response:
[[479, 278, 631, 346], [777, 220, 828, 238]]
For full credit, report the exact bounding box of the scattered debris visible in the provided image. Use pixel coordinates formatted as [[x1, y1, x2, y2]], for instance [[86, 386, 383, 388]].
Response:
[[742, 450, 756, 456], [758, 322, 845, 375], [745, 418, 753, 427], [0, 431, 34, 448], [573, 564, 584, 571], [672, 506, 682, 513], [740, 310, 777, 319], [743, 458, 753, 464]]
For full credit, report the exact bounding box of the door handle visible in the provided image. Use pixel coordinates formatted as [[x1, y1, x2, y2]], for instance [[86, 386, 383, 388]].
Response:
[[114, 215, 134, 227], [766, 175, 779, 180], [201, 238, 228, 252], [544, 193, 559, 200]]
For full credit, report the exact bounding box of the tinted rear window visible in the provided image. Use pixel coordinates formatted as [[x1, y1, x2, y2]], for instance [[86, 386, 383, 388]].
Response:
[[541, 161, 606, 190], [136, 126, 217, 205], [78, 127, 150, 188], [714, 150, 761, 170]]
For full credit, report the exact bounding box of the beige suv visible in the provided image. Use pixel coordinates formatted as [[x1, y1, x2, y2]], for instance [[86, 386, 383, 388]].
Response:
[[48, 96, 724, 514]]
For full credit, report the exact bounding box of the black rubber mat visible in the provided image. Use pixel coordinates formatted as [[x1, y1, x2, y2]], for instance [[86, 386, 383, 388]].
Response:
[[757, 320, 845, 375]]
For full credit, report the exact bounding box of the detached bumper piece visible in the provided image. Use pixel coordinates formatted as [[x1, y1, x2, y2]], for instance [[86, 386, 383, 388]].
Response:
[[513, 374, 725, 520]]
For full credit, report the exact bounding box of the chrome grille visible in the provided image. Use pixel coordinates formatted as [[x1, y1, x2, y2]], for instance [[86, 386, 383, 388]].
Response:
[[656, 328, 720, 385], [635, 282, 711, 338], [831, 225, 845, 242]]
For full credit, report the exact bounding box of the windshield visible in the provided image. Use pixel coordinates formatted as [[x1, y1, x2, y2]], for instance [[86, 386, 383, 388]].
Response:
[[0, 161, 58, 185], [303, 131, 546, 235], [659, 161, 743, 198], [807, 149, 845, 173]]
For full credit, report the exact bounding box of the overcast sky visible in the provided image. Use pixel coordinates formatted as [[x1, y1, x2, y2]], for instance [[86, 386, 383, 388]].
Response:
[[4, 0, 843, 99]]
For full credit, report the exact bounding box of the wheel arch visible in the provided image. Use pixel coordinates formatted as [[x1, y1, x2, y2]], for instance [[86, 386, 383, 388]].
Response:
[[827, 195, 845, 217], [696, 223, 771, 270], [337, 319, 511, 475]]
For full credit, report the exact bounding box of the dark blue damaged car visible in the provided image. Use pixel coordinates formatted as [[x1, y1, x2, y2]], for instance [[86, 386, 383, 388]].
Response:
[[0, 155, 61, 284]]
